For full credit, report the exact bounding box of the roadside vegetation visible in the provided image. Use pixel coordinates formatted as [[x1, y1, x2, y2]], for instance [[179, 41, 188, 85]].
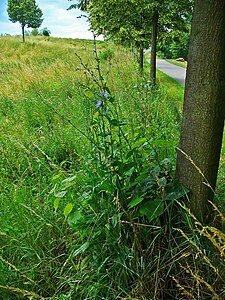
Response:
[[0, 35, 225, 299]]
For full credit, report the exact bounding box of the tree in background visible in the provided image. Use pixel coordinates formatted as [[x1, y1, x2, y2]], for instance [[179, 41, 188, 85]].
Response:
[[7, 0, 43, 42], [176, 0, 225, 222], [40, 27, 51, 36], [31, 28, 39, 36], [69, 0, 193, 84]]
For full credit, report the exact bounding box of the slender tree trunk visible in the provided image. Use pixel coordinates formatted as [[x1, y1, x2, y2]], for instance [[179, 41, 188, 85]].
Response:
[[176, 0, 225, 222], [22, 25, 25, 42], [139, 46, 144, 73], [150, 9, 159, 85]]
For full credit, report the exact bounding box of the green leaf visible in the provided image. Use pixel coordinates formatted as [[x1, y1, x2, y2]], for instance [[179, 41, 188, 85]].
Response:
[[93, 111, 99, 119], [110, 119, 127, 126], [128, 197, 144, 208], [165, 180, 189, 201], [52, 173, 61, 180], [159, 177, 167, 188], [54, 191, 67, 198], [73, 242, 90, 257], [67, 210, 82, 227], [64, 203, 74, 218], [139, 199, 164, 222], [132, 137, 147, 148], [54, 198, 60, 212], [62, 175, 77, 188]]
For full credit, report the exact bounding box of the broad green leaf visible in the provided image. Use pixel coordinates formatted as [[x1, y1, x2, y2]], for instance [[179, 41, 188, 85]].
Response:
[[54, 198, 60, 212], [139, 199, 164, 222], [73, 242, 90, 257], [67, 210, 81, 227], [128, 197, 144, 209], [64, 203, 74, 218], [165, 180, 189, 201]]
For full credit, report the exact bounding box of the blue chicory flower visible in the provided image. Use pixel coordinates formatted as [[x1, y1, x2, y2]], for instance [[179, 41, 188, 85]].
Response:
[[96, 100, 103, 108], [100, 91, 109, 97]]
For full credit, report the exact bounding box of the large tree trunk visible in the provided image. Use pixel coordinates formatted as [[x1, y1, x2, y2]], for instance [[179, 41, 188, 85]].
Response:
[[176, 0, 225, 222], [150, 9, 158, 85]]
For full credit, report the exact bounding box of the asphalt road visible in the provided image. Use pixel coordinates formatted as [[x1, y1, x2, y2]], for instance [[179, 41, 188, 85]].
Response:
[[156, 59, 186, 87], [146, 57, 187, 87]]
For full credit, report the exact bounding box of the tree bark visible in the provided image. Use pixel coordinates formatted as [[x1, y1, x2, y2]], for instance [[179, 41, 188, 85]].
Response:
[[139, 46, 144, 73], [150, 9, 159, 85], [22, 25, 25, 42], [176, 0, 225, 222]]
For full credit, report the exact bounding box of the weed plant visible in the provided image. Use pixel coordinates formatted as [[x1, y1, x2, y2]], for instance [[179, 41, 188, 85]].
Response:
[[0, 35, 224, 299]]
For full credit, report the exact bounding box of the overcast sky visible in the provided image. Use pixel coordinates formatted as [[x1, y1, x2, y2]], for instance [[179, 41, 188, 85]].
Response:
[[0, 0, 98, 39]]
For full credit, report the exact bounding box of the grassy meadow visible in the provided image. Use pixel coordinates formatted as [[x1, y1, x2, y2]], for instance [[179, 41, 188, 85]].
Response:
[[0, 35, 225, 299]]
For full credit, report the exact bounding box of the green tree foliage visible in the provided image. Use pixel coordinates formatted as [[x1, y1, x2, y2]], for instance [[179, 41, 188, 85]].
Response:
[[7, 0, 43, 42], [31, 28, 39, 36], [69, 0, 193, 83], [40, 27, 51, 36]]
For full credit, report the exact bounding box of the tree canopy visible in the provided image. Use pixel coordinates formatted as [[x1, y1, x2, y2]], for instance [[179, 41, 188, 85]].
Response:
[[7, 0, 43, 42], [69, 0, 193, 82]]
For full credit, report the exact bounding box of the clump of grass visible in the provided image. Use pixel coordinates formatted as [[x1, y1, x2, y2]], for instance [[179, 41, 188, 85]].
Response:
[[1, 35, 224, 299], [173, 201, 225, 299]]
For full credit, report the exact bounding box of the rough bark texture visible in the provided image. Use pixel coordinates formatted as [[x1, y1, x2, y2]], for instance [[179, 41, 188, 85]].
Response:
[[150, 10, 158, 85], [176, 0, 225, 222]]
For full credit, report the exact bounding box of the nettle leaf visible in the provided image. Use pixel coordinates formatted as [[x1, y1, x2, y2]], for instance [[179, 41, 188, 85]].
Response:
[[64, 203, 74, 218], [128, 197, 144, 209], [139, 199, 164, 222]]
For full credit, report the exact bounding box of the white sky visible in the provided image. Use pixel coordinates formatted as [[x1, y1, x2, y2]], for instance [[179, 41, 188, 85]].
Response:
[[0, 0, 100, 40]]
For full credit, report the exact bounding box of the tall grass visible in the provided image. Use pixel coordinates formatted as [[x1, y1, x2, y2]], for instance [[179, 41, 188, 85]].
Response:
[[0, 35, 224, 299]]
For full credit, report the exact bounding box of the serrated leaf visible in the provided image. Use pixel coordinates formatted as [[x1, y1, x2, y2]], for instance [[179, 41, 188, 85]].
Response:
[[128, 197, 144, 208], [64, 203, 74, 218], [73, 242, 90, 257]]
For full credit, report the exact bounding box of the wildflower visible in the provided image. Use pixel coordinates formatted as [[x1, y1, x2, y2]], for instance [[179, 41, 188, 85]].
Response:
[[133, 84, 138, 88], [96, 100, 103, 108], [100, 91, 109, 97]]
